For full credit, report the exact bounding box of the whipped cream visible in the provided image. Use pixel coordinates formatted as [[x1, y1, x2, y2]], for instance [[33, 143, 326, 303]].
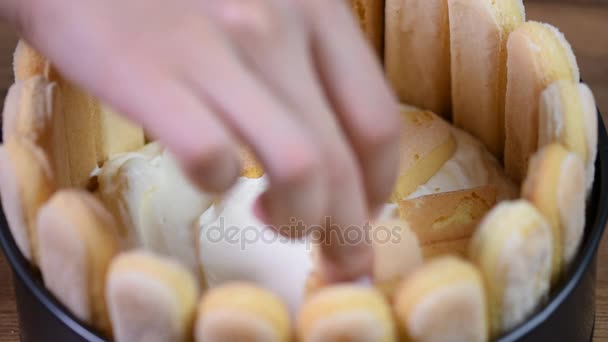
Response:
[[97, 143, 213, 282], [198, 177, 312, 317]]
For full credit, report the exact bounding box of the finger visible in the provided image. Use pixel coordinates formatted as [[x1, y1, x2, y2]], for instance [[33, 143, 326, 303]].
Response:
[[304, 0, 402, 213], [205, 0, 371, 237], [178, 23, 328, 229], [204, 0, 373, 281], [92, 61, 241, 193], [207, 1, 371, 281], [21, 6, 243, 193]]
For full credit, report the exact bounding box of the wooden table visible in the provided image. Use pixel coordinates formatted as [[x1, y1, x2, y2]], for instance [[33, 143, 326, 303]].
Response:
[[0, 2, 607, 341]]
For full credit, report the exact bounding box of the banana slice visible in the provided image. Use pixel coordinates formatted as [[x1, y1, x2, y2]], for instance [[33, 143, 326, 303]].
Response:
[[36, 190, 119, 333], [97, 143, 213, 286], [392, 109, 456, 201], [385, 0, 451, 117], [348, 0, 385, 58], [504, 21, 579, 182], [3, 77, 71, 187], [522, 144, 586, 282], [394, 256, 487, 342], [470, 200, 553, 337], [297, 285, 397, 342], [448, 0, 525, 157], [195, 283, 291, 342], [106, 251, 199, 342], [539, 80, 598, 192], [13, 40, 48, 81], [0, 137, 55, 264], [399, 185, 496, 259]]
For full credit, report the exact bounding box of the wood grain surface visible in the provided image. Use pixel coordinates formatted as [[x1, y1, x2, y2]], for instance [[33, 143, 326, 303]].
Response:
[[0, 2, 607, 341]]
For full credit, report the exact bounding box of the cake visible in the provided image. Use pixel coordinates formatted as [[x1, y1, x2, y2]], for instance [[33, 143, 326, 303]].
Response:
[[0, 0, 600, 341]]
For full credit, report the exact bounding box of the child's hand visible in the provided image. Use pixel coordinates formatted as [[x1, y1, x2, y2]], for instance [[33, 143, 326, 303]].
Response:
[[10, 0, 401, 282]]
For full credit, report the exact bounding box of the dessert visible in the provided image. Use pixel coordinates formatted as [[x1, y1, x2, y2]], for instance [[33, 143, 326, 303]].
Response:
[[106, 251, 199, 342], [448, 0, 525, 157], [504, 22, 579, 182], [385, 0, 451, 117], [195, 283, 291, 342], [470, 200, 553, 337], [1, 0, 601, 340], [297, 285, 397, 342], [394, 257, 487, 342], [522, 144, 586, 281], [36, 190, 119, 333]]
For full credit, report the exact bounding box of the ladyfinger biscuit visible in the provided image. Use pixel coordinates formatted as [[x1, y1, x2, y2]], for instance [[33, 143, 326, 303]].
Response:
[[0, 137, 55, 264], [305, 219, 422, 301], [348, 0, 385, 58], [392, 109, 456, 201], [539, 80, 598, 192], [522, 144, 586, 279], [3, 77, 71, 187], [399, 185, 497, 259], [371, 220, 423, 299], [385, 0, 451, 117], [57, 77, 145, 187], [470, 200, 553, 337], [195, 283, 291, 342], [449, 0, 525, 157], [36, 190, 119, 333], [13, 40, 48, 81], [297, 285, 397, 342], [394, 257, 488, 342], [504, 22, 579, 182], [13, 41, 146, 187], [106, 251, 199, 342]]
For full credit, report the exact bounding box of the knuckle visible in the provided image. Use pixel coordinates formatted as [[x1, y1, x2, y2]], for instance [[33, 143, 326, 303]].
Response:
[[294, 0, 337, 22], [215, 0, 282, 43], [272, 141, 322, 187], [348, 99, 402, 156], [325, 147, 357, 189], [180, 137, 233, 173], [361, 115, 402, 153]]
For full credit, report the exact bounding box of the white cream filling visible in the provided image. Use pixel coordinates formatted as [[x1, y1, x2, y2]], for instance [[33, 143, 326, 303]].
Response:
[[198, 177, 312, 317], [97, 143, 213, 281]]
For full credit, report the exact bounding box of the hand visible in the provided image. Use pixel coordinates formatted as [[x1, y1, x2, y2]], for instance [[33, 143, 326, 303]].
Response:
[[10, 0, 400, 282]]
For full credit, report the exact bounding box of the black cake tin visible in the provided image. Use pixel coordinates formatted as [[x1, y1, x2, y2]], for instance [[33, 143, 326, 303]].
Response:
[[1, 112, 607, 342]]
